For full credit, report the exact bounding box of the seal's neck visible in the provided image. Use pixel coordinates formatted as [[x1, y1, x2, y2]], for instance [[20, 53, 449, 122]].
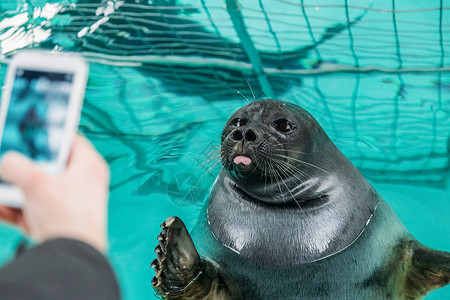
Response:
[[206, 166, 379, 267]]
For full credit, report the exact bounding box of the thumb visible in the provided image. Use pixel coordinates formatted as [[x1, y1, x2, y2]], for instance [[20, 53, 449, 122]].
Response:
[[0, 151, 44, 189]]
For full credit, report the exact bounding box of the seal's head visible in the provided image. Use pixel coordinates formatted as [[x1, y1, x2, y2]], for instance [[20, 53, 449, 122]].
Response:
[[211, 99, 378, 266], [221, 99, 331, 206]]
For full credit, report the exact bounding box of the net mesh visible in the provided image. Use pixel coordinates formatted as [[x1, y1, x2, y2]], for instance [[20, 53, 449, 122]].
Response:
[[0, 0, 449, 186]]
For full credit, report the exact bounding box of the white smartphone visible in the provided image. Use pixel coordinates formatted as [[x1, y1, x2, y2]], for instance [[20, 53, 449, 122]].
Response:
[[0, 50, 88, 207]]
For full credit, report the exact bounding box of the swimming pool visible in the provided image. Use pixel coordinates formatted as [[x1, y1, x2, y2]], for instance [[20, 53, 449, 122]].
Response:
[[0, 1, 449, 299]]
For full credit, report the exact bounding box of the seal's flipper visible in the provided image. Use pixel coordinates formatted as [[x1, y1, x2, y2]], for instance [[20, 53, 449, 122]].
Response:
[[151, 216, 239, 300], [151, 216, 202, 294], [404, 241, 450, 298]]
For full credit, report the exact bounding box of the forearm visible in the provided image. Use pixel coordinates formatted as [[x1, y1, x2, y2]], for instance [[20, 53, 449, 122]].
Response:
[[0, 238, 120, 300]]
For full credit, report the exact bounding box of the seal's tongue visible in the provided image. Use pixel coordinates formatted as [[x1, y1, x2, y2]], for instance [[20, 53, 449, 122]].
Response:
[[234, 156, 252, 165]]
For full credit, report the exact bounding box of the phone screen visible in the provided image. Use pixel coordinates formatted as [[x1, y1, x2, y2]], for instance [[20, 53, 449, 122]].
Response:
[[0, 68, 73, 164]]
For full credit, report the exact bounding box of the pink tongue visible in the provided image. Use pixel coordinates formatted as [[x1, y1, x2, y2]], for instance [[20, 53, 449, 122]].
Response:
[[234, 156, 252, 165]]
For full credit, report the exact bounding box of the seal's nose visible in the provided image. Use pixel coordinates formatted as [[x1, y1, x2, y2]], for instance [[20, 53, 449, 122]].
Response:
[[232, 130, 243, 141], [245, 129, 257, 141], [232, 129, 257, 142]]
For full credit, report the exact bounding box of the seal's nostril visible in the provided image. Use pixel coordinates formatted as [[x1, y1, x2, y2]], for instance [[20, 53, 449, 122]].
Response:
[[245, 130, 257, 141], [232, 130, 243, 141]]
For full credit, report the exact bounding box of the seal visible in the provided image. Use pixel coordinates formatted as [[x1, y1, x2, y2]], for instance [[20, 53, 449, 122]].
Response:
[[151, 100, 450, 299]]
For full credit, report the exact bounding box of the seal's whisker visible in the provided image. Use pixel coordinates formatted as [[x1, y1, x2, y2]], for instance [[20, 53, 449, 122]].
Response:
[[269, 156, 311, 181], [264, 159, 268, 192], [201, 149, 221, 161], [193, 149, 222, 184], [248, 158, 262, 178], [243, 76, 256, 101], [197, 145, 222, 168], [271, 167, 284, 197], [269, 156, 326, 200], [273, 162, 305, 213], [280, 79, 295, 101], [274, 156, 356, 197], [264, 160, 272, 191], [271, 158, 310, 182], [202, 154, 220, 162], [267, 160, 275, 190], [267, 163, 282, 196], [184, 160, 222, 202], [278, 157, 354, 199], [271, 145, 307, 156], [269, 157, 314, 195], [257, 158, 269, 192], [196, 160, 219, 174], [220, 146, 230, 166], [196, 153, 221, 171], [202, 150, 221, 162], [272, 160, 318, 203], [285, 87, 320, 104], [236, 90, 250, 102], [267, 161, 289, 206], [282, 149, 308, 155], [274, 154, 331, 175], [199, 159, 221, 180], [175, 159, 221, 205], [270, 162, 304, 212], [224, 85, 251, 102], [197, 159, 221, 178], [259, 158, 265, 181], [203, 143, 221, 151], [272, 156, 309, 177], [203, 149, 221, 157]]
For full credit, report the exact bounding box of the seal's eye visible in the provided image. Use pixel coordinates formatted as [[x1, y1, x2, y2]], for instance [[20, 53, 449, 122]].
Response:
[[230, 118, 248, 127], [274, 119, 296, 132]]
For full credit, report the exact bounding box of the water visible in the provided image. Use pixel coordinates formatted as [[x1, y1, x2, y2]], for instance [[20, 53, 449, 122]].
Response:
[[0, 1, 449, 299]]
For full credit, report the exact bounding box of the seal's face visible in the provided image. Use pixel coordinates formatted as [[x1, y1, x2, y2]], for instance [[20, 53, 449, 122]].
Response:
[[221, 100, 323, 205]]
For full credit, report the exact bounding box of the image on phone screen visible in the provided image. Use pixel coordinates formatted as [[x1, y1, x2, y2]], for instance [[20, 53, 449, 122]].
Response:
[[0, 69, 73, 164]]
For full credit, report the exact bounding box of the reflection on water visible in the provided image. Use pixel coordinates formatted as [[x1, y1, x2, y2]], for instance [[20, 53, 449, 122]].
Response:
[[0, 0, 449, 299]]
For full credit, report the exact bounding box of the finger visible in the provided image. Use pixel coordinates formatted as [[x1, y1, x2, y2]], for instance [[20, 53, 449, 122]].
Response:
[[66, 135, 108, 176], [66, 134, 86, 165], [17, 213, 30, 234], [0, 205, 30, 234], [67, 135, 102, 167], [0, 204, 23, 226], [0, 151, 44, 188]]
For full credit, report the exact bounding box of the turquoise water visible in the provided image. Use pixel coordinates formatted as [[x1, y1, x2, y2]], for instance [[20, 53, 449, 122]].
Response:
[[0, 1, 449, 299]]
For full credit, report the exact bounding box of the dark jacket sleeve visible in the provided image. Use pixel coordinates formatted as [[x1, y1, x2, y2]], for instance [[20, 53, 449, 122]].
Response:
[[0, 238, 121, 299]]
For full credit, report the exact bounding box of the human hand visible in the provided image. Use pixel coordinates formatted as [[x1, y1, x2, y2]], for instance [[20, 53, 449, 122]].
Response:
[[0, 205, 27, 230], [0, 135, 110, 253]]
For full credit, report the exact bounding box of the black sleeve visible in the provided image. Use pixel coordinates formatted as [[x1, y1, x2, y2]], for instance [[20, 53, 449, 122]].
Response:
[[0, 238, 121, 299]]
